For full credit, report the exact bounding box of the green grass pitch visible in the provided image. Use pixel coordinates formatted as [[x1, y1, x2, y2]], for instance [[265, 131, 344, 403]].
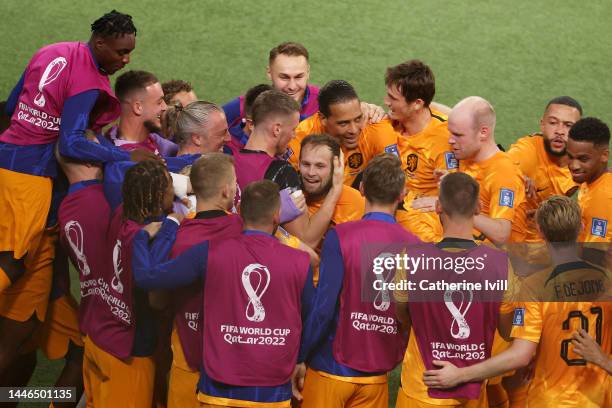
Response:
[[1, 1, 610, 406]]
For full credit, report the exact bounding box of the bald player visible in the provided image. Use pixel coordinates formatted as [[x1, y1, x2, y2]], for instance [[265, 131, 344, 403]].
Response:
[[446, 96, 526, 245], [508, 97, 582, 242], [567, 117, 611, 243], [288, 80, 399, 188], [424, 196, 611, 407], [384, 60, 457, 242]]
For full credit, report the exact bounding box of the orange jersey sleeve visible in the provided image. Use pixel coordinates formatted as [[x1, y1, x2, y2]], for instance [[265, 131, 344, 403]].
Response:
[[578, 173, 612, 243], [508, 135, 539, 177], [461, 152, 526, 223], [359, 118, 400, 160]]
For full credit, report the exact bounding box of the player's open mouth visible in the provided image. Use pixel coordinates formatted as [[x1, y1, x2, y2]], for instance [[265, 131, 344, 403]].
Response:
[[551, 139, 565, 148]]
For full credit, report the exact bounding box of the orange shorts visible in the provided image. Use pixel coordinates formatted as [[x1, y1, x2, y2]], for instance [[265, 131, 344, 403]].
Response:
[[301, 368, 387, 408], [396, 208, 443, 242], [0, 226, 56, 322], [38, 294, 83, 359], [395, 385, 488, 408], [168, 325, 200, 408], [83, 335, 155, 408], [198, 393, 290, 407], [0, 168, 52, 258]]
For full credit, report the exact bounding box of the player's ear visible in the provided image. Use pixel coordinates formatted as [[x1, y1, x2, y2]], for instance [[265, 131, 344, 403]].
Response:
[[272, 205, 281, 226], [191, 133, 201, 147], [398, 186, 408, 203], [271, 121, 282, 138], [435, 198, 443, 215], [93, 35, 106, 51], [474, 200, 481, 216], [319, 112, 327, 127], [266, 66, 272, 81], [599, 147, 609, 164], [358, 181, 365, 197], [132, 99, 143, 116]]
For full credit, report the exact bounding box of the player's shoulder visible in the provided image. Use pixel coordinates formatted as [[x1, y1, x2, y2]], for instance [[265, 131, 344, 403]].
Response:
[[509, 133, 542, 152], [362, 118, 400, 151], [492, 151, 522, 174], [295, 113, 323, 137], [339, 185, 366, 207], [430, 109, 448, 123]]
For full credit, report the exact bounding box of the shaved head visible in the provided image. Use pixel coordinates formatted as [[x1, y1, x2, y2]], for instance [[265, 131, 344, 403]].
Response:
[[448, 96, 497, 161], [450, 96, 496, 132]]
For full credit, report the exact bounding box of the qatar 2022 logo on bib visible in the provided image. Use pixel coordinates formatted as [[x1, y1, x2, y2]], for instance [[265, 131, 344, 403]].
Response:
[[34, 56, 67, 107], [242, 263, 271, 322]]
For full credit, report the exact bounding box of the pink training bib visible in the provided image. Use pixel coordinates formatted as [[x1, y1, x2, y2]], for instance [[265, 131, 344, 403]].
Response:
[[1, 42, 120, 146]]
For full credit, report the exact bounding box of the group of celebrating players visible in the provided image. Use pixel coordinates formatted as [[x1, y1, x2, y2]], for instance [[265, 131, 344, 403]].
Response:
[[0, 9, 609, 408]]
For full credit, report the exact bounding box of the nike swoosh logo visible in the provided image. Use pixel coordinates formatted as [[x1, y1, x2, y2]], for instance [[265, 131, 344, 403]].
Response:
[[536, 187, 548, 193]]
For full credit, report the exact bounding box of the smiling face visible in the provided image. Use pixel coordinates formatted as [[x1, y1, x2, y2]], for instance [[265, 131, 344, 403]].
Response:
[[541, 103, 582, 157], [566, 139, 608, 184], [300, 143, 334, 198], [384, 85, 418, 122], [267, 54, 310, 104], [93, 33, 136, 75], [321, 99, 364, 150], [193, 110, 231, 153], [140, 82, 167, 133]]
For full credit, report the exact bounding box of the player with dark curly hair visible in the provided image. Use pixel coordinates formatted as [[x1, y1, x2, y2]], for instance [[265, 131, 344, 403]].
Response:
[[0, 9, 156, 383], [83, 160, 179, 407]]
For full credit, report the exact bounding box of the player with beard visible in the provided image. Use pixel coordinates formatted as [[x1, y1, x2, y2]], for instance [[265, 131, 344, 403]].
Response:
[[508, 97, 582, 242], [299, 134, 365, 250], [230, 89, 344, 249], [298, 154, 418, 408], [288, 80, 399, 188], [107, 70, 178, 157], [567, 117, 611, 243]]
